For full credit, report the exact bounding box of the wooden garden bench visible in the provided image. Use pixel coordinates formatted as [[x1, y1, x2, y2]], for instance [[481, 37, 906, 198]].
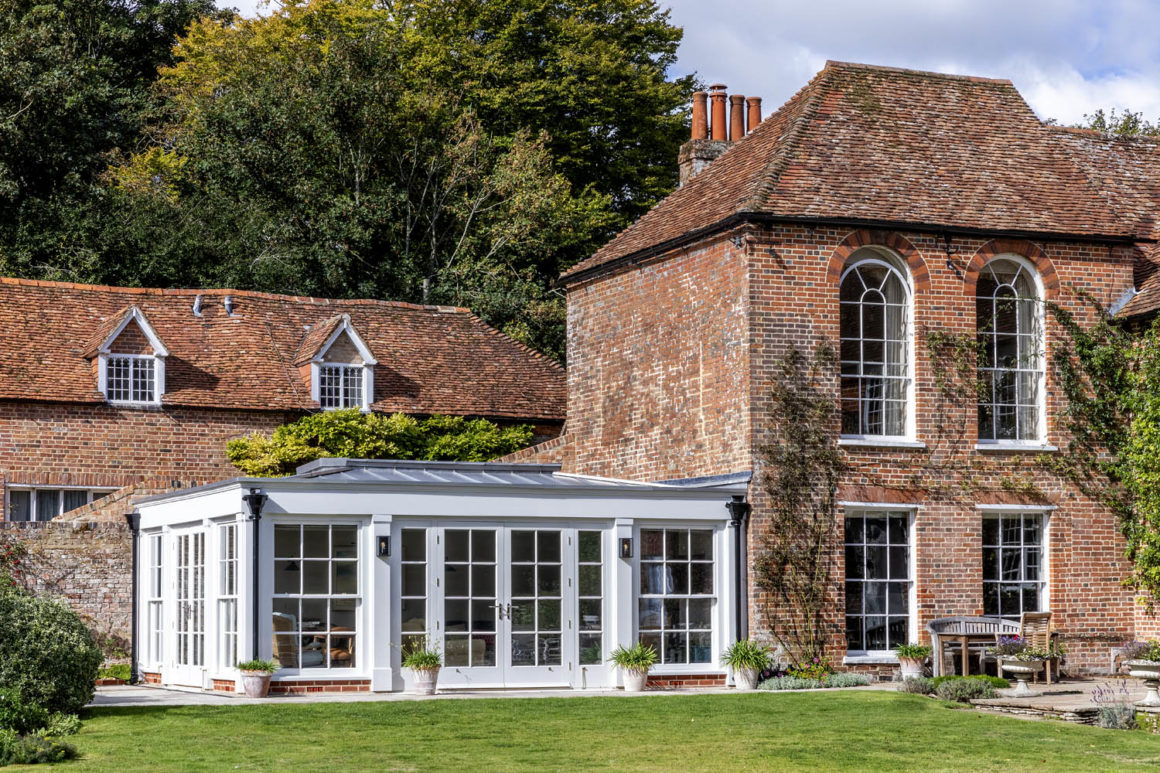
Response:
[[927, 616, 1019, 677]]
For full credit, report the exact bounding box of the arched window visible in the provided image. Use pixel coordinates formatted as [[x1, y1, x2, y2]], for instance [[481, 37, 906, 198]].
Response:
[[839, 253, 911, 438], [976, 257, 1044, 442]]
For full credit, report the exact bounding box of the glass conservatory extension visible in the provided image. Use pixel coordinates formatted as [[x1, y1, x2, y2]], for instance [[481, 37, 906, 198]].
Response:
[[132, 459, 748, 693]]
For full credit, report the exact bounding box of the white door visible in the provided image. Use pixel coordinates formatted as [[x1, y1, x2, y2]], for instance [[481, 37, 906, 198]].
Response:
[[169, 529, 207, 687], [426, 525, 607, 689]]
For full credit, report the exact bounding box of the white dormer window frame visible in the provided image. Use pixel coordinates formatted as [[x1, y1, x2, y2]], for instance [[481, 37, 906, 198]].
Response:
[[95, 307, 168, 407], [309, 317, 376, 411]]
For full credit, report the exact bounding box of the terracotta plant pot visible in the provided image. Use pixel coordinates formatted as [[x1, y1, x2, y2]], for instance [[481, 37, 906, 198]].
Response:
[[240, 670, 273, 698], [411, 667, 440, 696], [1126, 660, 1160, 707], [734, 667, 759, 691], [898, 657, 925, 680], [622, 668, 649, 692]]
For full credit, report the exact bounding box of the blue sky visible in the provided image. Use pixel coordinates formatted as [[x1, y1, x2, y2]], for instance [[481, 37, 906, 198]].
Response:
[[215, 0, 1160, 124]]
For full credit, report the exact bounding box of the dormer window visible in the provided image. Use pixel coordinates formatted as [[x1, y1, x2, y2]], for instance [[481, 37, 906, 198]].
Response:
[[295, 314, 376, 412], [90, 306, 168, 407]]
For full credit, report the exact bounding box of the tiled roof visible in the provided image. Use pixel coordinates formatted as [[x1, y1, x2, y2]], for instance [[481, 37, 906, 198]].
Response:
[[563, 61, 1136, 282], [0, 278, 565, 420]]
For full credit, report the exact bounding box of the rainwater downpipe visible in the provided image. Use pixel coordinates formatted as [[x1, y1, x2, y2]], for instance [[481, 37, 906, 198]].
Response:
[[123, 511, 141, 685], [243, 488, 268, 660], [726, 496, 751, 643]]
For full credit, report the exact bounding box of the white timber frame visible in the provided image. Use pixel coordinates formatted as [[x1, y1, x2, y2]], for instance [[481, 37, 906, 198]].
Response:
[[95, 306, 168, 406], [308, 315, 377, 411]]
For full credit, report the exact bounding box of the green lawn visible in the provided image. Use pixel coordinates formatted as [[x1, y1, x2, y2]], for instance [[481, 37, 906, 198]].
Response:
[[34, 691, 1160, 772]]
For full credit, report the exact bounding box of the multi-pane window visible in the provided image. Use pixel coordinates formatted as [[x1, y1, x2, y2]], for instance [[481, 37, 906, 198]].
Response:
[[218, 524, 238, 669], [977, 258, 1044, 441], [982, 513, 1045, 618], [6, 488, 111, 522], [639, 528, 714, 665], [399, 528, 428, 655], [147, 534, 163, 666], [319, 364, 364, 410], [840, 256, 910, 437], [273, 524, 360, 669], [443, 529, 497, 667], [577, 531, 604, 666], [845, 512, 910, 652], [107, 355, 157, 403], [509, 530, 563, 667]]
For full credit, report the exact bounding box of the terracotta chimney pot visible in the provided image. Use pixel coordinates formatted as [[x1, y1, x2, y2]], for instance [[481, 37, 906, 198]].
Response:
[[691, 91, 708, 140], [730, 94, 746, 140], [709, 84, 727, 141], [746, 96, 763, 132]]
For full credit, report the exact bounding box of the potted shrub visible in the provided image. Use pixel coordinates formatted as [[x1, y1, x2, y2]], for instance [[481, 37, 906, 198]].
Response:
[[1122, 640, 1160, 707], [609, 642, 658, 692], [402, 640, 442, 696], [892, 643, 933, 680], [988, 636, 1048, 698], [724, 639, 771, 691], [236, 659, 278, 698]]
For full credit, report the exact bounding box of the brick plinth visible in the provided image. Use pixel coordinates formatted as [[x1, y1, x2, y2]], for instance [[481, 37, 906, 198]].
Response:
[[645, 673, 727, 689], [269, 679, 371, 695]]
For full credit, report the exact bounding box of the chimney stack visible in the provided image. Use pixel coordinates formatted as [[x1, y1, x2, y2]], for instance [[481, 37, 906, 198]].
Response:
[[678, 84, 762, 186], [691, 91, 708, 140]]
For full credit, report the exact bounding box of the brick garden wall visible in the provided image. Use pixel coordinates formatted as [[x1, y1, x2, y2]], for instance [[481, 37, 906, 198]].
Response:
[[0, 521, 133, 652], [565, 223, 1151, 675]]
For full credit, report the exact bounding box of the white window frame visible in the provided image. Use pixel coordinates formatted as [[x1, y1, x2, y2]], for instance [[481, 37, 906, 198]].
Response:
[[838, 249, 916, 443], [218, 523, 239, 670], [104, 354, 159, 405], [317, 364, 366, 411], [978, 506, 1051, 618], [95, 306, 167, 407], [842, 506, 917, 658], [975, 254, 1047, 448], [5, 487, 114, 522], [146, 533, 164, 667], [271, 522, 362, 673], [635, 526, 717, 668], [308, 317, 376, 411]]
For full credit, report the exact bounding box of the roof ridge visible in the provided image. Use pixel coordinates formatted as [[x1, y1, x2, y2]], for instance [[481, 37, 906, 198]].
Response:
[[0, 276, 472, 314], [741, 66, 832, 211], [822, 59, 1014, 85]]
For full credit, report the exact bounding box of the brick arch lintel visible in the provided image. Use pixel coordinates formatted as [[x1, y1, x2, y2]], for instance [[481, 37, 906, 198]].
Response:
[[825, 230, 931, 292], [963, 239, 1059, 299]]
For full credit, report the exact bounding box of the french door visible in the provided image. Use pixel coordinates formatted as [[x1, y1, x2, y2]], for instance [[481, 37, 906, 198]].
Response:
[[430, 525, 605, 688], [170, 528, 206, 686]]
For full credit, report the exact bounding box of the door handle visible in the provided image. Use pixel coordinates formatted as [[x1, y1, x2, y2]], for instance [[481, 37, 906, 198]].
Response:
[[489, 602, 505, 620]]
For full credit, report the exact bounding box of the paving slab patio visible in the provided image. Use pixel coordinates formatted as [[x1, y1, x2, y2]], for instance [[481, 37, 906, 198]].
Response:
[[972, 677, 1159, 724]]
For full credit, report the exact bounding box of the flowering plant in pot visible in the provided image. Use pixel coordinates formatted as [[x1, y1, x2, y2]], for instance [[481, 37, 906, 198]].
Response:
[[1121, 640, 1160, 707], [609, 642, 658, 692], [402, 639, 442, 696], [723, 639, 772, 690], [236, 659, 278, 698], [988, 636, 1048, 698], [892, 643, 933, 680]]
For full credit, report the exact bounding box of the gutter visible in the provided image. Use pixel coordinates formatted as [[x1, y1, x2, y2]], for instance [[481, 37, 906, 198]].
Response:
[[123, 511, 141, 685], [559, 212, 1146, 287], [242, 489, 268, 660], [726, 496, 751, 643]]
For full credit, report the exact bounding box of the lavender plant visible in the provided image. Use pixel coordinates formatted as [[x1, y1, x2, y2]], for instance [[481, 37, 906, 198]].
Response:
[[1092, 680, 1139, 730]]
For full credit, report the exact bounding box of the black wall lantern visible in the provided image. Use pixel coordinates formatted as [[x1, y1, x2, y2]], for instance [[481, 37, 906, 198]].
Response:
[[619, 537, 633, 559], [377, 535, 391, 558]]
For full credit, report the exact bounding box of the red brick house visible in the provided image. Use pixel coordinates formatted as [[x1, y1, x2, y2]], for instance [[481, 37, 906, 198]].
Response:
[[0, 278, 565, 522], [542, 61, 1160, 673]]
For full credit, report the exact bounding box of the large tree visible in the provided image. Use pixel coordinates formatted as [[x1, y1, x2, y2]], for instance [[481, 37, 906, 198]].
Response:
[[0, 0, 220, 278]]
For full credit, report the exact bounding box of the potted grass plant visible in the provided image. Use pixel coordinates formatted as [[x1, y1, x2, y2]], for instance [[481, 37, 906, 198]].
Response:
[[236, 659, 278, 698], [724, 639, 772, 691], [609, 642, 658, 692], [402, 639, 442, 696], [1122, 640, 1160, 707], [892, 642, 933, 681]]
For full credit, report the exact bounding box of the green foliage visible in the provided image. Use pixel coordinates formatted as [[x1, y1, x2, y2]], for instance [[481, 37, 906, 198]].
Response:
[[1099, 703, 1140, 730], [235, 659, 278, 673], [930, 675, 1009, 690], [1122, 640, 1160, 662], [0, 689, 48, 735], [787, 656, 833, 681], [1080, 109, 1160, 137], [722, 640, 772, 671], [608, 642, 658, 672], [934, 677, 998, 703], [0, 542, 25, 591], [0, 593, 102, 715], [401, 639, 441, 671], [756, 673, 869, 691], [226, 410, 534, 476], [892, 643, 933, 660], [42, 713, 80, 738], [753, 343, 846, 667], [96, 664, 131, 682], [898, 677, 934, 694], [0, 727, 77, 766]]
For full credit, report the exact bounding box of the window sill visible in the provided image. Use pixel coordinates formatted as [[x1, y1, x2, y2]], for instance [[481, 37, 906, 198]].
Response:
[[842, 653, 899, 666], [107, 400, 162, 409], [839, 438, 926, 450], [975, 442, 1058, 453]]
